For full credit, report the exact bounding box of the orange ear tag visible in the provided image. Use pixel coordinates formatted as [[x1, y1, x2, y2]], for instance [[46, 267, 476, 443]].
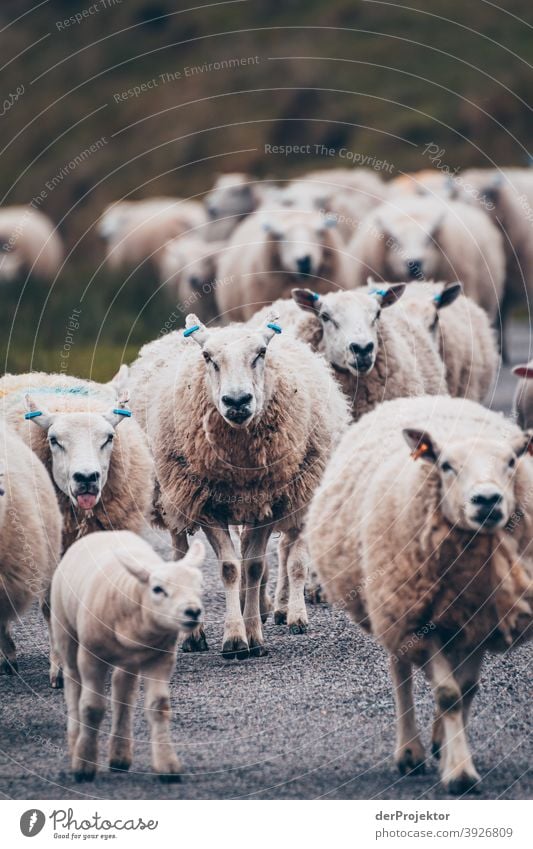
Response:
[[411, 443, 429, 461]]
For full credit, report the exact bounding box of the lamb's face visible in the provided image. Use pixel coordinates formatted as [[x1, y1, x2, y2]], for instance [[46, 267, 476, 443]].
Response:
[[403, 429, 532, 533], [205, 175, 255, 219], [293, 284, 405, 375], [184, 315, 280, 429], [380, 206, 443, 281], [263, 211, 336, 278]]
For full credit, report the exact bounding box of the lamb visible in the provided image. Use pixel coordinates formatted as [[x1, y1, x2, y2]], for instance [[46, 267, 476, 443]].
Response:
[[51, 530, 204, 782], [128, 312, 351, 657], [306, 394, 533, 794], [216, 206, 352, 321], [98, 197, 208, 272], [513, 360, 533, 429], [398, 281, 500, 401], [157, 234, 224, 323], [204, 173, 272, 241], [0, 206, 63, 282], [0, 372, 154, 551], [251, 283, 447, 421], [0, 423, 62, 685], [348, 195, 505, 321]]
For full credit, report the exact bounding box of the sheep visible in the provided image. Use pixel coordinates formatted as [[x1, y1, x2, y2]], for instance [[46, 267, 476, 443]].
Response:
[[0, 206, 63, 282], [306, 394, 533, 794], [204, 173, 273, 241], [157, 234, 224, 323], [349, 195, 505, 321], [398, 281, 500, 401], [388, 170, 458, 198], [51, 530, 204, 782], [127, 312, 351, 657], [98, 197, 208, 272], [0, 372, 154, 551], [216, 206, 352, 321], [0, 423, 62, 685], [513, 360, 533, 429], [251, 283, 447, 421]]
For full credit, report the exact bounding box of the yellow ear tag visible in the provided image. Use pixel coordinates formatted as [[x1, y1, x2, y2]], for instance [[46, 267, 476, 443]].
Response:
[[412, 443, 429, 460]]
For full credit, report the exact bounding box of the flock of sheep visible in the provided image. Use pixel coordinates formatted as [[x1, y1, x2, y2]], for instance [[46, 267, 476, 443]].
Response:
[[1, 163, 533, 796]]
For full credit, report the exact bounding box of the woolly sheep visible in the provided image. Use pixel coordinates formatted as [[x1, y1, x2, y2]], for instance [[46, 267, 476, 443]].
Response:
[[349, 195, 505, 320], [388, 170, 457, 198], [128, 312, 351, 657], [0, 206, 63, 282], [157, 234, 224, 323], [0, 424, 62, 685], [252, 283, 447, 421], [98, 197, 207, 272], [216, 206, 352, 321], [51, 530, 204, 782], [204, 173, 274, 241], [513, 360, 533, 429], [0, 372, 154, 551], [398, 281, 500, 401], [306, 394, 533, 794]]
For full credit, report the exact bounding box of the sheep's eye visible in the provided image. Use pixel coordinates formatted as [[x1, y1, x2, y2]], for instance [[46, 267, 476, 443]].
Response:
[[373, 309, 382, 324], [320, 312, 331, 323], [101, 434, 114, 449], [152, 586, 167, 596], [441, 461, 455, 474], [253, 347, 267, 366], [49, 436, 63, 450], [203, 352, 219, 371], [508, 456, 516, 469]]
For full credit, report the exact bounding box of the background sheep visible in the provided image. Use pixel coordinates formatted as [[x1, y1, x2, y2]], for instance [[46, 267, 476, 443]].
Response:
[[0, 206, 63, 282], [128, 312, 351, 657], [306, 394, 533, 794], [52, 530, 204, 782], [0, 424, 62, 685], [388, 170, 457, 198], [204, 173, 272, 241], [349, 195, 505, 321], [216, 206, 352, 321], [157, 234, 224, 323], [513, 360, 533, 429], [0, 372, 154, 550]]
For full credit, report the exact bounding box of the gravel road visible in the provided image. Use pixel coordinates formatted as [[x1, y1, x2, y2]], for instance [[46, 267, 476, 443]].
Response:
[[0, 321, 531, 800]]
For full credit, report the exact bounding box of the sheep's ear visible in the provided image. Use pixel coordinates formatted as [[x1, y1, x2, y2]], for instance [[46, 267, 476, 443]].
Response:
[[104, 390, 131, 429], [434, 282, 462, 310], [179, 539, 206, 571], [511, 429, 533, 457], [0, 463, 5, 497], [513, 364, 533, 380], [373, 283, 406, 309], [24, 394, 54, 430], [402, 428, 440, 463], [261, 311, 282, 345], [292, 288, 322, 313], [118, 554, 150, 584], [262, 218, 282, 239], [183, 313, 209, 347], [108, 364, 129, 394], [481, 175, 503, 206]]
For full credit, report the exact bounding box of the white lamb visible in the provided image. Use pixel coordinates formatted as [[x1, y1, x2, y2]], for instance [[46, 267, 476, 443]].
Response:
[[52, 530, 204, 783], [306, 395, 533, 794], [0, 206, 63, 282], [0, 424, 62, 685]]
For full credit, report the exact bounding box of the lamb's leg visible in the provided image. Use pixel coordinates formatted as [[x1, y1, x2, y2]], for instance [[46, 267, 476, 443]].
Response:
[[427, 643, 480, 794], [390, 656, 425, 774], [432, 648, 484, 760], [0, 622, 17, 675], [241, 524, 272, 656], [273, 536, 289, 625], [143, 653, 181, 782], [72, 648, 108, 782], [40, 589, 62, 688], [285, 529, 309, 634], [109, 667, 139, 772], [173, 531, 208, 653], [54, 627, 80, 752], [204, 521, 248, 659]]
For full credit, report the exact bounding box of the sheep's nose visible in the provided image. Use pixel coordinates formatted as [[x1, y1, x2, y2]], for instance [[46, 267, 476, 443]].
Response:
[[73, 471, 100, 484], [189, 275, 202, 290], [407, 259, 424, 280], [349, 342, 374, 358], [296, 255, 312, 276], [222, 393, 253, 409], [470, 492, 503, 507], [184, 607, 202, 621]]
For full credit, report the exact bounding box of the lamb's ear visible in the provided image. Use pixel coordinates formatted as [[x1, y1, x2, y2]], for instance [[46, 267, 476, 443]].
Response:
[[402, 428, 440, 463], [108, 364, 129, 394], [24, 394, 54, 430], [292, 288, 322, 313], [183, 313, 209, 347], [179, 539, 206, 571], [372, 283, 406, 308], [104, 390, 131, 429], [261, 311, 282, 345], [434, 281, 463, 310], [511, 429, 533, 457], [513, 364, 533, 380], [117, 554, 150, 584]]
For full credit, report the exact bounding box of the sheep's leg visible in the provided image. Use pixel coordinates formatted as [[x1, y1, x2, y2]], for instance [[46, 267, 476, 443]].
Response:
[[260, 559, 272, 624], [427, 643, 480, 794], [0, 622, 17, 675], [173, 531, 208, 654], [72, 648, 108, 782], [390, 657, 426, 774], [285, 529, 309, 634], [109, 667, 139, 772], [143, 653, 181, 782], [40, 589, 62, 688], [63, 660, 82, 756], [204, 522, 248, 659], [241, 524, 272, 657], [273, 536, 290, 624], [432, 648, 484, 760]]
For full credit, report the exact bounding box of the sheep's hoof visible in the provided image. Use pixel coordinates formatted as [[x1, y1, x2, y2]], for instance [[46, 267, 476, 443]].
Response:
[[109, 759, 131, 773], [260, 595, 273, 624], [74, 769, 96, 783], [0, 658, 17, 675], [273, 610, 287, 625], [396, 748, 426, 776], [159, 772, 182, 784], [50, 670, 64, 689], [222, 637, 249, 660], [444, 772, 480, 795], [248, 638, 268, 658], [288, 620, 308, 635], [306, 584, 324, 605], [182, 630, 209, 653]]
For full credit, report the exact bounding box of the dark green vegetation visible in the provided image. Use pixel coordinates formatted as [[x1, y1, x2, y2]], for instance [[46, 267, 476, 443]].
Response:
[[1, 0, 531, 379]]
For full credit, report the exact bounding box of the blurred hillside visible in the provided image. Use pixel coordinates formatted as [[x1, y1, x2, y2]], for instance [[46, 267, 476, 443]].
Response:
[[1, 0, 531, 379]]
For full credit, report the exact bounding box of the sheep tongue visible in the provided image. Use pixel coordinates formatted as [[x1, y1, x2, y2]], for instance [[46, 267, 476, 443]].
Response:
[[77, 494, 97, 510]]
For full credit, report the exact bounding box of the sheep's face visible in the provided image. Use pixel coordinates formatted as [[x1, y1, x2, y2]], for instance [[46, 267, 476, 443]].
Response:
[[163, 239, 217, 292], [206, 174, 256, 219], [379, 203, 444, 282], [184, 315, 280, 428], [292, 284, 405, 375], [25, 400, 129, 511], [263, 211, 337, 278], [399, 282, 463, 338], [403, 429, 533, 532], [122, 540, 205, 634]]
